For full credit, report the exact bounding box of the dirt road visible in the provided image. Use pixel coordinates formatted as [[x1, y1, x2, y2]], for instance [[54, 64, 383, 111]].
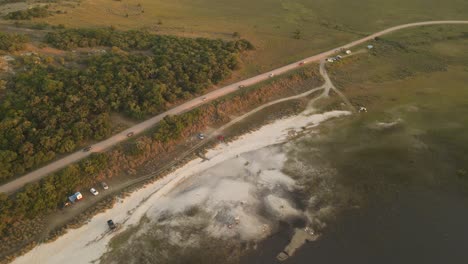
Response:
[[1, 20, 467, 194]]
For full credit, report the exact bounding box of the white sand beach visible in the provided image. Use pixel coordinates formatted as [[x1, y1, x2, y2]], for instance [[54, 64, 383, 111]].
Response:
[[13, 110, 350, 264]]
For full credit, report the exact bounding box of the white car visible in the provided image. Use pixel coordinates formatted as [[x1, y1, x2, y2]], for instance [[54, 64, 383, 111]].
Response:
[[202, 97, 207, 101], [90, 188, 99, 196], [101, 182, 109, 190], [269, 73, 274, 78]]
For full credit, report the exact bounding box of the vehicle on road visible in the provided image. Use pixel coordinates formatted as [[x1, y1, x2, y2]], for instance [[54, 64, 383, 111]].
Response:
[[202, 97, 207, 101], [101, 182, 109, 190], [239, 85, 245, 88], [299, 61, 305, 66], [198, 133, 205, 140], [107, 219, 116, 230], [68, 192, 83, 203], [126, 132, 134, 137], [83, 146, 92, 152], [269, 73, 274, 78], [90, 188, 99, 196]]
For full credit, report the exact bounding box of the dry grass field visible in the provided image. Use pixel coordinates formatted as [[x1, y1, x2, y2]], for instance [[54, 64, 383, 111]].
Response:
[[30, 0, 468, 78]]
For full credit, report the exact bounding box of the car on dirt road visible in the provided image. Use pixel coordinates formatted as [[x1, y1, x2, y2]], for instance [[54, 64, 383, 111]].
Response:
[[101, 182, 109, 190], [269, 73, 275, 78], [83, 146, 92, 152], [90, 188, 99, 196], [107, 219, 116, 230], [126, 132, 134, 137], [238, 84, 245, 88]]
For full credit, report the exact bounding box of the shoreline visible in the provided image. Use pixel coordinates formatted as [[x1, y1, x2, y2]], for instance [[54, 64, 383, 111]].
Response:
[[0, 63, 324, 263], [12, 109, 351, 264]]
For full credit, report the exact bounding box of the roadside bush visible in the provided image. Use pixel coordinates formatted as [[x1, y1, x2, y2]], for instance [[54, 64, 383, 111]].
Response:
[[0, 32, 28, 51], [5, 6, 50, 20], [0, 153, 108, 235]]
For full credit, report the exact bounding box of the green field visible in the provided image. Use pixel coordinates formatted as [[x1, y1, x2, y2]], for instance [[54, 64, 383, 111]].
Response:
[[325, 24, 468, 107], [34, 0, 468, 77], [315, 24, 468, 195]]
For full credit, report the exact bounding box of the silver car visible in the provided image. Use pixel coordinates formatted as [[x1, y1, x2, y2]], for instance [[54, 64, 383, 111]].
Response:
[[90, 188, 99, 196]]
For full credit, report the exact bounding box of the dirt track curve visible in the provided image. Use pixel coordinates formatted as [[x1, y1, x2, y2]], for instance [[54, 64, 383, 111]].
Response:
[[1, 20, 467, 194]]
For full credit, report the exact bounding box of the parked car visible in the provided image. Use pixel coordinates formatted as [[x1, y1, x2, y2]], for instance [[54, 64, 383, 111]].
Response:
[[268, 73, 274, 78], [83, 146, 92, 152], [90, 188, 99, 196], [299, 61, 305, 66], [238, 85, 245, 88], [101, 182, 109, 190], [198, 133, 205, 140], [202, 97, 207, 101], [107, 219, 116, 230], [127, 132, 134, 137]]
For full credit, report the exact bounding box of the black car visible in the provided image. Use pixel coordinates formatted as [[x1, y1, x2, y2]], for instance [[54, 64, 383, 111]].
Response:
[[107, 219, 116, 230], [83, 146, 92, 152]]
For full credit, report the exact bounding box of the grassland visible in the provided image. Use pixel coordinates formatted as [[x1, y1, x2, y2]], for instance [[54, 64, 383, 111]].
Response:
[[30, 0, 468, 78], [315, 24, 468, 196], [324, 24, 468, 109]]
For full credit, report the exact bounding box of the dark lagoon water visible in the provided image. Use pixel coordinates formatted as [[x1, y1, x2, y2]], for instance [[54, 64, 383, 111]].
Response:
[[244, 186, 468, 264], [243, 69, 468, 264]]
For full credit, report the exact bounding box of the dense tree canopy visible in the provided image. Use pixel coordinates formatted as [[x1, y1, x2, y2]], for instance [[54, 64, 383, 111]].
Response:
[[0, 29, 253, 183], [45, 28, 254, 51]]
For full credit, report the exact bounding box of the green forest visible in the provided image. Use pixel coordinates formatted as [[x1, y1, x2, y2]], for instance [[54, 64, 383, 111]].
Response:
[[0, 28, 253, 183]]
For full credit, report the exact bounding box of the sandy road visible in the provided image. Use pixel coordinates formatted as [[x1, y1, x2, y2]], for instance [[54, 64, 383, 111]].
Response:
[[1, 20, 467, 194]]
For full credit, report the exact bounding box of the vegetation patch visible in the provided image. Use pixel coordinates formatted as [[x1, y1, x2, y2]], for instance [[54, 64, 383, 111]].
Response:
[[5, 6, 50, 20], [0, 32, 28, 52]]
